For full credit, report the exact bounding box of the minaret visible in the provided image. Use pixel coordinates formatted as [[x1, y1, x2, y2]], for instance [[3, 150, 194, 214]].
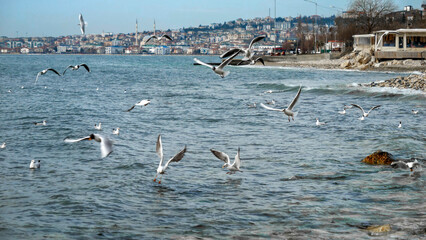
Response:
[[153, 19, 156, 36], [135, 19, 138, 46]]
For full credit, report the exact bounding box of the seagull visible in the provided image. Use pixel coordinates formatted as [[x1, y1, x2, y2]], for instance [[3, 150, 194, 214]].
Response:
[[316, 118, 326, 126], [94, 123, 102, 130], [79, 13, 86, 35], [391, 159, 421, 172], [351, 104, 381, 120], [126, 99, 151, 112], [21, 86, 24, 89], [237, 57, 265, 66], [338, 105, 353, 115], [220, 36, 266, 62], [0, 142, 5, 149], [113, 128, 120, 135], [210, 148, 241, 174], [64, 134, 113, 159], [29, 160, 40, 169], [265, 99, 276, 105], [398, 121, 402, 128], [412, 109, 418, 114], [62, 64, 90, 75], [194, 49, 241, 78], [247, 103, 256, 108], [260, 86, 302, 122], [144, 34, 173, 43], [7, 89, 12, 93], [264, 90, 273, 94], [35, 68, 61, 84], [153, 134, 187, 184], [34, 120, 47, 126]]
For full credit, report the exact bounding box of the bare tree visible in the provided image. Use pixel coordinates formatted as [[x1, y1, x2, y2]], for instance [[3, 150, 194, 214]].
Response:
[[349, 0, 397, 33]]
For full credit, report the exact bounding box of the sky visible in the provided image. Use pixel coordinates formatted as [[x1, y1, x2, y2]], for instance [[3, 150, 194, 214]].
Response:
[[0, 0, 423, 37]]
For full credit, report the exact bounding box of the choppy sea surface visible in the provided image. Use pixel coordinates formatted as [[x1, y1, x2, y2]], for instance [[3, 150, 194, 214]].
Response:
[[0, 55, 425, 239]]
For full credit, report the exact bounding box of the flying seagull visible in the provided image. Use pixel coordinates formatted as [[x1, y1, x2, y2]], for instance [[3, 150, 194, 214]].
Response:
[[412, 109, 418, 114], [237, 56, 265, 66], [126, 99, 151, 112], [153, 134, 187, 184], [351, 104, 381, 120], [144, 34, 173, 43], [210, 148, 241, 174], [220, 36, 266, 61], [64, 134, 113, 159], [260, 86, 302, 122], [35, 68, 61, 84], [63, 64, 90, 75], [79, 13, 86, 35], [194, 49, 241, 78]]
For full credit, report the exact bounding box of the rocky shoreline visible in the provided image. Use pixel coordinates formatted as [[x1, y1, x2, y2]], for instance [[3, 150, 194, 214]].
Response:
[[363, 72, 425, 91]]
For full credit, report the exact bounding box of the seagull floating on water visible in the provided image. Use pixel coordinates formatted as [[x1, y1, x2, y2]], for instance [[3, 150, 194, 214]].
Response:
[[127, 99, 151, 112], [64, 134, 113, 159], [338, 105, 353, 115], [29, 160, 40, 169], [265, 99, 276, 105], [247, 103, 256, 108], [412, 109, 418, 114], [220, 36, 266, 63], [391, 159, 421, 172], [35, 68, 61, 84], [351, 104, 381, 120], [113, 128, 120, 135], [316, 118, 326, 126], [210, 148, 242, 174], [63, 64, 90, 75], [194, 49, 241, 78], [260, 86, 302, 122], [34, 120, 47, 126], [94, 123, 102, 130], [0, 142, 5, 149], [153, 134, 187, 184], [398, 121, 402, 128]]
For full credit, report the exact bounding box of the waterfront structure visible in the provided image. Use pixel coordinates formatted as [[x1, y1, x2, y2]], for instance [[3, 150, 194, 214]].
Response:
[[374, 29, 426, 60]]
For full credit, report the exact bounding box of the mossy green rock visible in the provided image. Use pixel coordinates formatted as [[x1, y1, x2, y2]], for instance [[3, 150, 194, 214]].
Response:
[[362, 150, 395, 165]]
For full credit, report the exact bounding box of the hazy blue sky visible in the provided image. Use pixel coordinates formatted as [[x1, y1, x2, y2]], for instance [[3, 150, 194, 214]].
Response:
[[0, 0, 423, 37]]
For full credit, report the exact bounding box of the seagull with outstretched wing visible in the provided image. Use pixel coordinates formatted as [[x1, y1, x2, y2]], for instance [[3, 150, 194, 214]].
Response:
[[210, 148, 241, 174], [153, 134, 187, 184], [64, 134, 113, 159], [35, 68, 61, 84], [260, 86, 302, 122], [194, 49, 241, 78]]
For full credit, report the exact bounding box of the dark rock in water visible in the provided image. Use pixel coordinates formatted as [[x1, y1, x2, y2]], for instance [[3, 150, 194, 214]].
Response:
[[362, 150, 395, 165]]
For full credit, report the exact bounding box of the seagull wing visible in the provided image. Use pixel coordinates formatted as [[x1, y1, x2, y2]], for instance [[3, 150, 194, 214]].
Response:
[[126, 105, 136, 112], [287, 86, 302, 111], [210, 149, 231, 165], [145, 35, 157, 43], [351, 104, 366, 115], [233, 147, 241, 169], [165, 145, 187, 168], [255, 57, 265, 65], [220, 48, 241, 58], [156, 134, 163, 161], [160, 34, 173, 41], [218, 49, 241, 69], [248, 35, 266, 49], [47, 68, 61, 76], [98, 135, 113, 158], [367, 105, 381, 115], [194, 58, 213, 69], [62, 65, 73, 75], [260, 103, 284, 112], [64, 136, 91, 143], [34, 72, 41, 84], [79, 64, 90, 72]]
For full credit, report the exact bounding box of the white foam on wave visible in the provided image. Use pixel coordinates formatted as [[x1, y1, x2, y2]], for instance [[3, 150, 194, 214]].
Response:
[[350, 84, 425, 96]]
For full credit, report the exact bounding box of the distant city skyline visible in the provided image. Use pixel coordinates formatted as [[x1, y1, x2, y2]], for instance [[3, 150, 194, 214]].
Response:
[[0, 0, 423, 37]]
